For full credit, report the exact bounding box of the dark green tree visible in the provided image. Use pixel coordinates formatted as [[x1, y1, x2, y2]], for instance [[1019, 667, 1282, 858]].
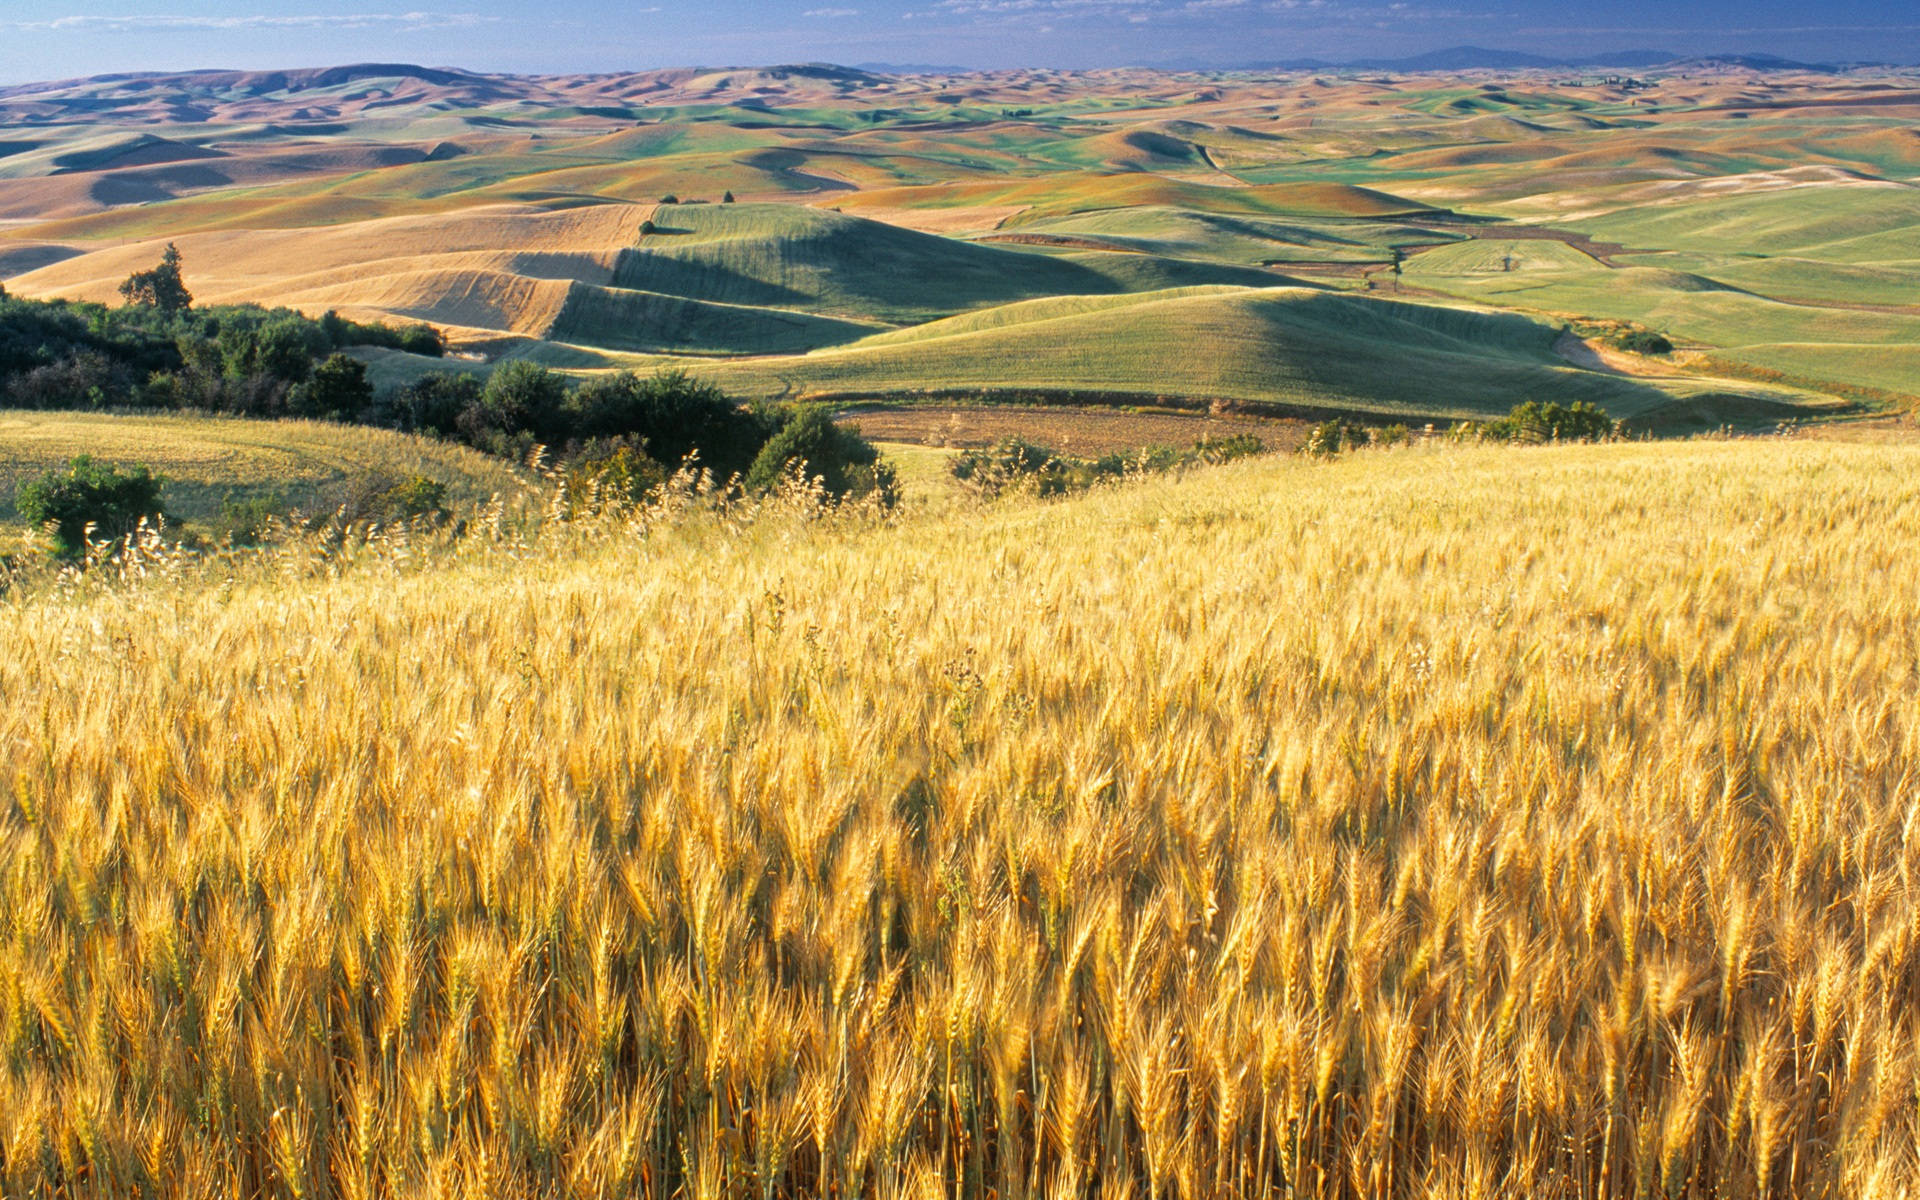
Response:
[[293, 353, 374, 419], [118, 244, 193, 313], [461, 360, 571, 445], [387, 370, 484, 435], [566, 369, 771, 480]]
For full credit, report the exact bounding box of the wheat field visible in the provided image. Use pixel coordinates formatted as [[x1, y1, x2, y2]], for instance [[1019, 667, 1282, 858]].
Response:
[[4, 436, 1920, 1199]]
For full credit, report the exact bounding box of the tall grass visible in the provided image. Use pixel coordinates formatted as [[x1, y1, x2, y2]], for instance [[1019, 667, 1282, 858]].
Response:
[[3, 437, 1920, 1198]]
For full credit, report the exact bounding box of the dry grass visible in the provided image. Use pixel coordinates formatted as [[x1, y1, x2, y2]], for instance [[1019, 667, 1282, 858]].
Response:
[[3, 437, 1920, 1198]]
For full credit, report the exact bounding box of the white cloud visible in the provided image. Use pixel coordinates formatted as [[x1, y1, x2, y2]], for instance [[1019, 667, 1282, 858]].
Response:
[[803, 7, 861, 15]]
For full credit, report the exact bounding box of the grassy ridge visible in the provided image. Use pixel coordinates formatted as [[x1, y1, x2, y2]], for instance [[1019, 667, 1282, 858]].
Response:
[[4, 438, 1920, 1195]]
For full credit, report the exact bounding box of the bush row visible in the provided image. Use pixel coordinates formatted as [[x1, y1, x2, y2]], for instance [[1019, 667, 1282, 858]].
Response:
[[953, 433, 1266, 497], [1302, 401, 1619, 457]]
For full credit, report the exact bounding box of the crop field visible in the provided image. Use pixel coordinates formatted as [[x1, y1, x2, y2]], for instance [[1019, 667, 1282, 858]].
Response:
[[3, 64, 1917, 423], [6, 437, 1920, 1197]]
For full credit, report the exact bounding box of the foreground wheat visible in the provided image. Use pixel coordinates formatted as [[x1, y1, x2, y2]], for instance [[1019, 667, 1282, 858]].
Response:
[[4, 438, 1920, 1199]]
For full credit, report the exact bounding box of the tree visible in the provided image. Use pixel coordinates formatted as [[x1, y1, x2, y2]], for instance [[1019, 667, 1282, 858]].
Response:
[[224, 315, 327, 383], [293, 353, 373, 419], [16, 455, 166, 556], [566, 369, 772, 480], [723, 191, 736, 204], [387, 370, 484, 436], [460, 360, 570, 446], [118, 244, 192, 313]]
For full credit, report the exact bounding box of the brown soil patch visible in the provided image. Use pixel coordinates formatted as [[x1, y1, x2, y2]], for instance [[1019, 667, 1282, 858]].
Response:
[[1406, 219, 1633, 266], [976, 232, 1145, 253]]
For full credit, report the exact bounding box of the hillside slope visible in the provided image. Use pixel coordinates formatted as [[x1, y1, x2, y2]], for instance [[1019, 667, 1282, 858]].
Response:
[[684, 286, 1783, 420]]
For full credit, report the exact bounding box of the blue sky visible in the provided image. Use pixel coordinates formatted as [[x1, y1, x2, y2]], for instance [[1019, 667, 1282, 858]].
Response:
[[1, 1, 1915, 82]]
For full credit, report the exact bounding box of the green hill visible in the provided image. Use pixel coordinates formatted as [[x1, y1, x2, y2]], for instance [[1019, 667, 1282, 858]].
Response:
[[611, 202, 1296, 326], [685, 286, 1794, 422]]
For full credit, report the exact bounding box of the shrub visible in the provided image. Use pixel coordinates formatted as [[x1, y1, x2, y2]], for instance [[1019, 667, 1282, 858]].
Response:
[[459, 361, 571, 447], [396, 325, 446, 357], [1483, 400, 1617, 443], [1610, 328, 1674, 356], [378, 475, 450, 523], [745, 405, 897, 504], [342, 474, 450, 524], [16, 455, 166, 556], [1194, 433, 1268, 463], [559, 440, 669, 516], [212, 491, 281, 546], [952, 437, 1073, 497], [960, 433, 1269, 497], [1301, 419, 1374, 456], [221, 315, 328, 383], [2, 351, 136, 410]]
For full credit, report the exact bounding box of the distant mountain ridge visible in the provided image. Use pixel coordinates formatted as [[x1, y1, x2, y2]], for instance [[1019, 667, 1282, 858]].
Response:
[[0, 51, 1896, 106], [0, 62, 494, 101], [1153, 46, 1875, 74]]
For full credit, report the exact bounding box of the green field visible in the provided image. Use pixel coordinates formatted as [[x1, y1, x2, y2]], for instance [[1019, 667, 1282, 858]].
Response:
[[675, 286, 1825, 424]]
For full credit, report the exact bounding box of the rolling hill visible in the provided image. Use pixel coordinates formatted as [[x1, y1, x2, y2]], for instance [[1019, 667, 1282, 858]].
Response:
[[675, 286, 1824, 425]]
